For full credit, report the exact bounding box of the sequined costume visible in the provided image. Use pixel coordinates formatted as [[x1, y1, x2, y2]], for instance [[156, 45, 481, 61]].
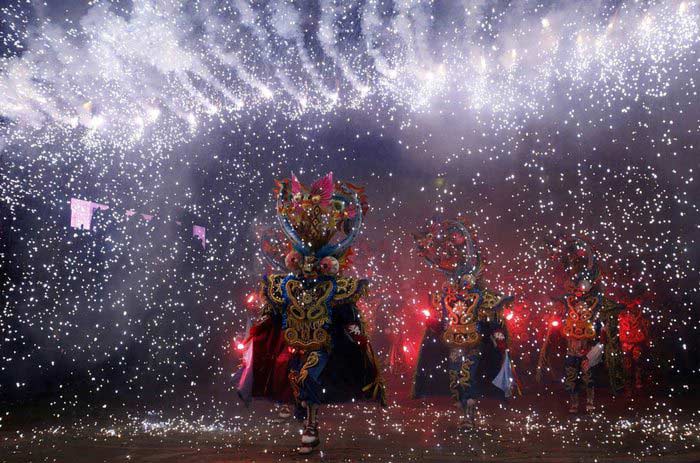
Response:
[[411, 219, 515, 430], [560, 293, 623, 399], [618, 289, 650, 391], [235, 173, 385, 454], [537, 236, 624, 413]]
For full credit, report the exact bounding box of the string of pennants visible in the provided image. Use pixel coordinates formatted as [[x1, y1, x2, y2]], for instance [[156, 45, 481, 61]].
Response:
[[69, 198, 206, 249]]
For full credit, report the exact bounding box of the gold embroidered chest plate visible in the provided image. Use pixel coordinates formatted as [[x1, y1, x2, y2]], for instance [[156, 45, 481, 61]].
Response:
[[442, 291, 482, 347], [283, 279, 333, 351], [562, 295, 598, 340]]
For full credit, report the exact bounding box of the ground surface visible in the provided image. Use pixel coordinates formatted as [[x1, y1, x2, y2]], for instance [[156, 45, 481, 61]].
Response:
[[2, 388, 699, 463]]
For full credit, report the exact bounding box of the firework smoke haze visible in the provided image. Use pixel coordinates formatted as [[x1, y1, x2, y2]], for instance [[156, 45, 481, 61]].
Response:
[[0, 0, 696, 138], [0, 0, 698, 412]]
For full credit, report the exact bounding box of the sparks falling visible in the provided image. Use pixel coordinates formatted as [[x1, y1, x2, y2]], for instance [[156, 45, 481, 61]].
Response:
[[0, 0, 699, 461]]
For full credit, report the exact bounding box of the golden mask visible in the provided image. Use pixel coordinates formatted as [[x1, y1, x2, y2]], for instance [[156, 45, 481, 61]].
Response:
[[562, 294, 598, 340], [442, 291, 481, 347]]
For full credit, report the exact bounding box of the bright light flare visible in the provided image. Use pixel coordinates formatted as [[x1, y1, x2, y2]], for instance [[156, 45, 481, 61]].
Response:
[[146, 107, 161, 123], [260, 87, 273, 99]]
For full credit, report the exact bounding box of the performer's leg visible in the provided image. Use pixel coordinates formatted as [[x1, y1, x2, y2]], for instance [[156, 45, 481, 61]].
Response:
[[622, 344, 635, 395], [465, 398, 477, 429], [564, 355, 580, 414], [466, 352, 481, 429], [632, 345, 643, 389], [569, 392, 580, 414], [447, 348, 463, 407], [298, 402, 320, 454], [296, 351, 324, 454], [287, 352, 305, 421], [454, 350, 480, 431], [448, 348, 470, 429], [583, 364, 595, 413]]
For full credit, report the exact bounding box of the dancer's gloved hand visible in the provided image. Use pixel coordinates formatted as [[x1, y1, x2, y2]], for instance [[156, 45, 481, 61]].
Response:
[[492, 329, 507, 352], [345, 324, 368, 347], [246, 314, 271, 341], [581, 358, 590, 372]]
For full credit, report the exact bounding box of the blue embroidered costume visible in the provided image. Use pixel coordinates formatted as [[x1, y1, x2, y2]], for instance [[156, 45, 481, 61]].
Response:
[[537, 236, 624, 414], [235, 173, 384, 455], [411, 219, 515, 430]]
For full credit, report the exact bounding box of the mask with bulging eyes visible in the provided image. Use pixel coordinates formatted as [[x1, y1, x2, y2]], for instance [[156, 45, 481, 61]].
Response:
[[575, 279, 592, 296], [301, 256, 319, 278], [459, 273, 476, 290], [318, 256, 339, 276], [285, 250, 303, 272]]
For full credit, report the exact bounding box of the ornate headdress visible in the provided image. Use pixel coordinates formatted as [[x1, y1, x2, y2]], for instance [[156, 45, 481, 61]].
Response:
[[413, 218, 482, 287], [272, 172, 367, 276], [259, 225, 289, 271], [551, 235, 601, 294]]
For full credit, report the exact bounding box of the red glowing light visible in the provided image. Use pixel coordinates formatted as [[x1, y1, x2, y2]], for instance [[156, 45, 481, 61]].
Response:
[[236, 342, 246, 351], [402, 344, 409, 353], [505, 310, 514, 321], [421, 309, 431, 318], [551, 320, 560, 327], [246, 293, 256, 304]]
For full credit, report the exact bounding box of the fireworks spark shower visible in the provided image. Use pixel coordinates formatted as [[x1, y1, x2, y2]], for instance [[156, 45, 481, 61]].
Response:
[[1, 0, 699, 462]]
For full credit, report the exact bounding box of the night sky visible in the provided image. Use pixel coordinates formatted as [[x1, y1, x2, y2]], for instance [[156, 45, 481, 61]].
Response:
[[0, 0, 698, 417]]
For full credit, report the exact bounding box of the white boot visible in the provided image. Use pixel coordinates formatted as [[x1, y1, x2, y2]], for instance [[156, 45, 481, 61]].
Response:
[[277, 404, 292, 419], [459, 399, 477, 431], [298, 421, 320, 454]]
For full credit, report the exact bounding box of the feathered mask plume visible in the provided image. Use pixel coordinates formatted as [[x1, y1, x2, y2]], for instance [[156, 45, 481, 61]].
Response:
[[274, 172, 368, 261], [550, 235, 601, 291], [413, 218, 482, 279]]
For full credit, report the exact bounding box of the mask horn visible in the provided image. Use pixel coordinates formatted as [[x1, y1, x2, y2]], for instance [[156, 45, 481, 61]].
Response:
[[414, 218, 481, 278], [570, 235, 600, 284], [259, 226, 287, 271], [316, 187, 363, 258], [276, 184, 311, 256], [445, 219, 480, 277]]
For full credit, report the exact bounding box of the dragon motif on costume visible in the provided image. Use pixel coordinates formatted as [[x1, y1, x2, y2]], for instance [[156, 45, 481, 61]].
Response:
[[536, 235, 624, 414], [411, 218, 517, 431], [236, 172, 384, 455]]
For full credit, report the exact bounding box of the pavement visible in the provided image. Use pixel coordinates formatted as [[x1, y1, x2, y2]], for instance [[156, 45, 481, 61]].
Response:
[[2, 388, 699, 463]]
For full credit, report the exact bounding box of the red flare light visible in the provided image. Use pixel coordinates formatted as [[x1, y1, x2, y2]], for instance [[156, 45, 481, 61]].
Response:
[[551, 320, 560, 327], [236, 342, 246, 351], [421, 308, 431, 318]]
